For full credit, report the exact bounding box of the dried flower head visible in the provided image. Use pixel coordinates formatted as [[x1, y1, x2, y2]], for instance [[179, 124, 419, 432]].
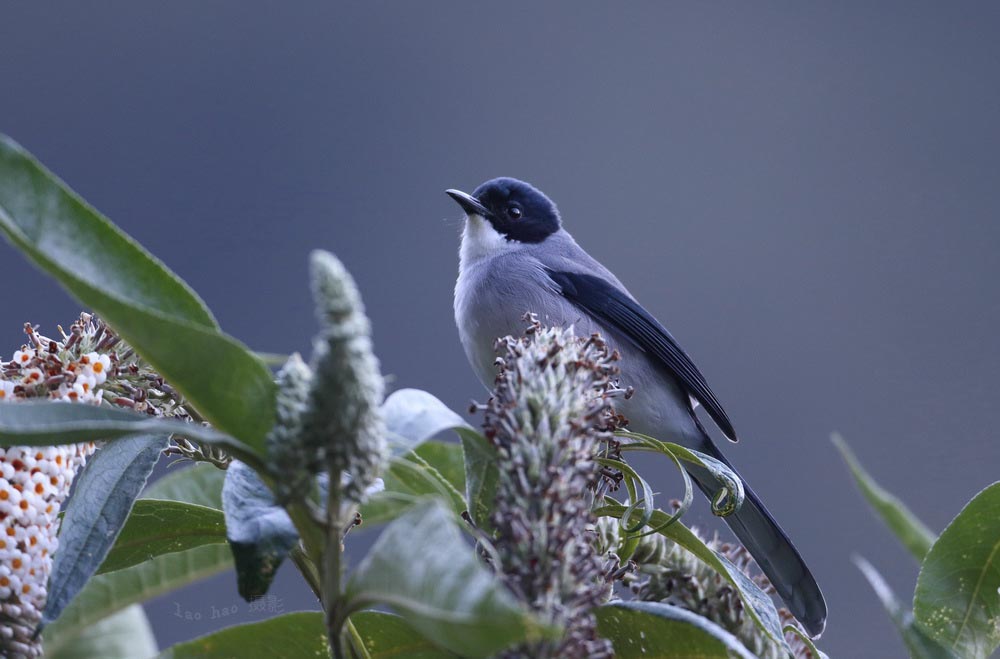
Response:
[[485, 319, 620, 659], [300, 250, 386, 505], [596, 516, 815, 659]]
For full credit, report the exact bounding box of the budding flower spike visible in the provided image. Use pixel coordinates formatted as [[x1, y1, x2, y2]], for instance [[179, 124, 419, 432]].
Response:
[[485, 318, 621, 659], [299, 250, 387, 507], [265, 352, 314, 501]]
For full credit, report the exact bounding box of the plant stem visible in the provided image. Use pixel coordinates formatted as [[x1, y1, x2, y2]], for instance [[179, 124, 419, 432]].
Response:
[[286, 501, 326, 561], [324, 462, 345, 659], [290, 546, 322, 601], [345, 618, 371, 659]]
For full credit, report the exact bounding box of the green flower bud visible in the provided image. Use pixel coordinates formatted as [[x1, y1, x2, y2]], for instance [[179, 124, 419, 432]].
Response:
[[300, 251, 386, 504], [265, 353, 315, 500]]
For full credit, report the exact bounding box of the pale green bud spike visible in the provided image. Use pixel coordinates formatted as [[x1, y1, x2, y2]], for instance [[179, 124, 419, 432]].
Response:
[[265, 352, 316, 500], [301, 250, 387, 504], [309, 249, 368, 334]]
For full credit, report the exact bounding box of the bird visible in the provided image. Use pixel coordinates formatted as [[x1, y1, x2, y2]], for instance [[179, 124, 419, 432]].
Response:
[[447, 177, 827, 637]]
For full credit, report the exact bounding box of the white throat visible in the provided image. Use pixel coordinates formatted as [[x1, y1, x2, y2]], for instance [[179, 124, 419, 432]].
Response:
[[458, 214, 517, 271]]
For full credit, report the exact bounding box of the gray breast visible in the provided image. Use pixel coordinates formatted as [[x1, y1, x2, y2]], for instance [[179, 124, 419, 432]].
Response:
[[455, 251, 587, 383], [454, 250, 701, 447]]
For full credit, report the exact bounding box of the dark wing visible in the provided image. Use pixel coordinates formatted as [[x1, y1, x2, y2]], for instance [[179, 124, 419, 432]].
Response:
[[546, 269, 738, 441]]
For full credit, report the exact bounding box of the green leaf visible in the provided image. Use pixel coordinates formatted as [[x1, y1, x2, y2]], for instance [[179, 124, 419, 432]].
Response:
[[382, 388, 473, 456], [0, 135, 275, 448], [43, 543, 232, 651], [222, 460, 299, 600], [616, 431, 745, 518], [43, 435, 167, 628], [142, 462, 226, 510], [914, 482, 1000, 659], [45, 604, 158, 659], [413, 440, 465, 493], [362, 440, 467, 526], [595, 502, 789, 649], [345, 501, 550, 658], [596, 601, 757, 659], [0, 135, 216, 327], [0, 400, 264, 469], [783, 624, 832, 659], [377, 388, 489, 528], [99, 499, 226, 574], [853, 555, 954, 659], [460, 430, 497, 532], [157, 612, 328, 658], [833, 433, 936, 561], [348, 611, 460, 658]]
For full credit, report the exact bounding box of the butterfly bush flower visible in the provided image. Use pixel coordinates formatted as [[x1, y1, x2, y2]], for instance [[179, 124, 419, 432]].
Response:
[[596, 516, 815, 659], [0, 313, 193, 657], [485, 321, 621, 659]]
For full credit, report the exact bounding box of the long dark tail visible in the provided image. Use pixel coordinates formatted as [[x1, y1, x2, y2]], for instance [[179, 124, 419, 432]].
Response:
[[686, 428, 828, 637]]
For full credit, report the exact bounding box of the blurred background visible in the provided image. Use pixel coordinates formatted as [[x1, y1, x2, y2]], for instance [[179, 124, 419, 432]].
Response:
[[2, 3, 999, 656]]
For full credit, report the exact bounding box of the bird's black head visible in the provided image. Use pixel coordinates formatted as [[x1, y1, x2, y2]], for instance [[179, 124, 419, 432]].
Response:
[[446, 177, 561, 243]]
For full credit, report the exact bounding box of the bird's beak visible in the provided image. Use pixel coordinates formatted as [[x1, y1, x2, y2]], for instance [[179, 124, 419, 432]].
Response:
[[446, 189, 490, 218]]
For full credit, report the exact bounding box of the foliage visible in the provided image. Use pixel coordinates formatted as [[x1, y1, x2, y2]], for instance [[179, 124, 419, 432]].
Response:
[[596, 601, 758, 659], [833, 434, 935, 562], [12, 134, 980, 657], [836, 436, 1000, 659], [42, 434, 167, 627]]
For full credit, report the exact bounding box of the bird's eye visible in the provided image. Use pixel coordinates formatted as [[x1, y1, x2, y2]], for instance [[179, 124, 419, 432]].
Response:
[[506, 205, 522, 220]]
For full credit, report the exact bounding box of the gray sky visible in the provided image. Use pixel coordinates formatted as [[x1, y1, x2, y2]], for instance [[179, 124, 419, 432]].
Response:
[[3, 3, 1000, 656]]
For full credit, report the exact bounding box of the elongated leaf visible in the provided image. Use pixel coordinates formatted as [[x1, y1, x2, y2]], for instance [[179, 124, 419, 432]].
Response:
[[595, 502, 788, 649], [413, 440, 465, 493], [460, 430, 497, 532], [833, 434, 936, 561], [42, 435, 167, 628], [99, 499, 226, 574], [0, 136, 275, 447], [362, 441, 467, 525], [349, 611, 459, 658], [853, 555, 954, 659], [914, 482, 1000, 658], [382, 388, 473, 456], [617, 431, 745, 517], [381, 388, 493, 528], [46, 604, 158, 659], [0, 400, 263, 469], [222, 460, 299, 600], [0, 136, 216, 327], [158, 612, 327, 658], [142, 462, 226, 510], [42, 543, 232, 651], [345, 501, 550, 658], [783, 625, 831, 659], [596, 601, 756, 659]]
